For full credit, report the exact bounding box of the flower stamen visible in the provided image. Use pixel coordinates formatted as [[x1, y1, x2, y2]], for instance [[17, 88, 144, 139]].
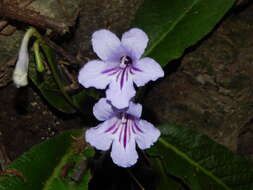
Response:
[[120, 56, 132, 68]]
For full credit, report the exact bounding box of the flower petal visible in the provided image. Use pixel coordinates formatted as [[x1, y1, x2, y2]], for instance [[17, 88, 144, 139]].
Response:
[[92, 29, 121, 61], [110, 135, 138, 168], [93, 98, 115, 121], [85, 117, 118, 151], [106, 78, 135, 109], [13, 28, 34, 88], [13, 50, 29, 88], [121, 28, 148, 60], [135, 119, 160, 150], [78, 60, 112, 89], [127, 102, 142, 118], [133, 57, 164, 87]]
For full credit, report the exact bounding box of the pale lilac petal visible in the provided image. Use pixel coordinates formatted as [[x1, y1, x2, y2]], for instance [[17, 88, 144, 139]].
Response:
[[92, 29, 121, 61], [85, 117, 118, 151], [93, 98, 115, 121], [106, 79, 135, 109], [133, 57, 164, 87], [78, 60, 112, 89], [110, 135, 138, 168], [121, 28, 148, 60], [135, 119, 160, 150], [126, 102, 142, 119]]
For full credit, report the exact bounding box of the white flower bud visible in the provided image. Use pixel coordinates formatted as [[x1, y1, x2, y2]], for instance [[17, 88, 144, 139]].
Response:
[[13, 28, 35, 88]]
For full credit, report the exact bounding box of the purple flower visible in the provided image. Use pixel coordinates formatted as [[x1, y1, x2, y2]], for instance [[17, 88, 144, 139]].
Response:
[[85, 98, 160, 168], [78, 28, 164, 109]]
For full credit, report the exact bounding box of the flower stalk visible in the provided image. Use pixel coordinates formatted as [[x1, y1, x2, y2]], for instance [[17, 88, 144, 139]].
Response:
[[33, 39, 44, 72]]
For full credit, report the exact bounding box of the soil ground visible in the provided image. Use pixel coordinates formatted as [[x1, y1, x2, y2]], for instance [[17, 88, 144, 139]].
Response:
[[0, 84, 84, 160]]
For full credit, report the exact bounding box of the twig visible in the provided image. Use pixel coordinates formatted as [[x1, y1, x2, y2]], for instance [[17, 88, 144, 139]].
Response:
[[0, 2, 72, 34], [126, 169, 145, 190], [0, 20, 8, 31], [42, 36, 83, 65], [0, 25, 16, 36], [60, 63, 79, 91], [0, 169, 26, 181], [140, 150, 152, 167], [0, 144, 11, 171], [19, 0, 35, 8], [0, 0, 34, 35]]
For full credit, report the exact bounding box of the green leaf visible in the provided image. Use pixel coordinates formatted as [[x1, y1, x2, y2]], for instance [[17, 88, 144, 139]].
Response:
[[29, 61, 76, 113], [29, 43, 94, 114], [151, 158, 183, 190], [33, 40, 44, 72], [0, 130, 92, 190], [149, 124, 253, 190], [40, 45, 77, 112], [133, 0, 236, 67]]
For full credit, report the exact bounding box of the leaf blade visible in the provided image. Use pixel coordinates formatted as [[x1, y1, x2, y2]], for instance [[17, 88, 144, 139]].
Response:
[[133, 0, 236, 66], [29, 61, 76, 113], [149, 124, 253, 190], [0, 130, 91, 190]]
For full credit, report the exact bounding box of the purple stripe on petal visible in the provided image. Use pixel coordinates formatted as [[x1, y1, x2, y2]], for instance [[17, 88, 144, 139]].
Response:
[[133, 121, 143, 133], [104, 121, 117, 133], [116, 70, 122, 82], [131, 66, 142, 72], [120, 68, 127, 89], [123, 123, 128, 148], [111, 121, 120, 134], [109, 69, 120, 76], [119, 124, 124, 143], [101, 67, 119, 74], [112, 124, 120, 134], [126, 68, 129, 82]]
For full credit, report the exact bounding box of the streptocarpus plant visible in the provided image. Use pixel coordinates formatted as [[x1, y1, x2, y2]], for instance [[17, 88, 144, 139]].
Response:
[[78, 28, 164, 167], [4, 0, 253, 189]]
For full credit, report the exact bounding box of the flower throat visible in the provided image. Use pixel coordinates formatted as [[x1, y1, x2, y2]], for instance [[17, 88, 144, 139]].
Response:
[[120, 56, 132, 68]]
